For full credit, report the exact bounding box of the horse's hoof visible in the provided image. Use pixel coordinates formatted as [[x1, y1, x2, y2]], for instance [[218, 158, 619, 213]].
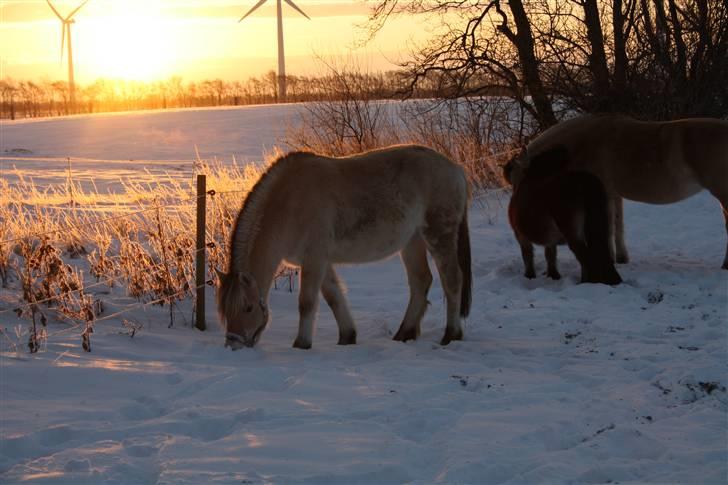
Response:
[[393, 327, 418, 342], [616, 254, 629, 264], [524, 270, 536, 279], [440, 328, 463, 346], [292, 338, 312, 350], [546, 271, 561, 280], [722, 262, 728, 270], [607, 271, 623, 285], [337, 332, 357, 345]]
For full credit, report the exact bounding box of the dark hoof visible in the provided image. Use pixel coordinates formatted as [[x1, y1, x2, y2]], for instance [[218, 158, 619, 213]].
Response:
[[606, 271, 623, 285], [546, 270, 561, 280], [616, 254, 629, 264], [337, 331, 357, 345], [393, 326, 419, 342], [292, 338, 312, 350], [722, 262, 728, 270], [524, 270, 536, 279], [440, 328, 463, 346]]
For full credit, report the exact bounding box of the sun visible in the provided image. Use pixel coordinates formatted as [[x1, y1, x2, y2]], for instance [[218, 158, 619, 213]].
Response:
[[79, 1, 179, 81]]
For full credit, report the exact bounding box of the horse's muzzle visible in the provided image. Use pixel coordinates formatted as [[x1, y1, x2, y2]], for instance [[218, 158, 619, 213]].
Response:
[[225, 332, 254, 350]]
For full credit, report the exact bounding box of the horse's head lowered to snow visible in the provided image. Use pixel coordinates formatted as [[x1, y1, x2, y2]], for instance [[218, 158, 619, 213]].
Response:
[[216, 270, 269, 349]]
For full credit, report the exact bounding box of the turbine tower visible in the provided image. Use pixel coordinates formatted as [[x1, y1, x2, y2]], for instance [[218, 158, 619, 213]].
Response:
[[239, 0, 310, 102], [46, 0, 89, 113]]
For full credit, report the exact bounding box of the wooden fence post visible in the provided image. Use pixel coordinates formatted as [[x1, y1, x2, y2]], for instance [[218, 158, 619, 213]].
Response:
[[195, 174, 207, 331], [67, 157, 75, 206]]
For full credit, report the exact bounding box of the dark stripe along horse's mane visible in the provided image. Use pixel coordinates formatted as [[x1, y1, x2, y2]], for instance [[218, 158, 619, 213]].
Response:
[[228, 151, 314, 270]]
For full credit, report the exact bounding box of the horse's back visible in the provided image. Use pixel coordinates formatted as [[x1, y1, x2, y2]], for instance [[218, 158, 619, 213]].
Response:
[[278, 145, 468, 264], [527, 115, 727, 203]]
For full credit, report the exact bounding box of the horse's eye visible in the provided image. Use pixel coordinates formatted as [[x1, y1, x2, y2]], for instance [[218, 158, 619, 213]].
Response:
[[244, 305, 253, 313]]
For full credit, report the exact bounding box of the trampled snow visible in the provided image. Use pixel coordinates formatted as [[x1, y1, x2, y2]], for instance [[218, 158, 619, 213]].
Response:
[[1, 107, 726, 484]]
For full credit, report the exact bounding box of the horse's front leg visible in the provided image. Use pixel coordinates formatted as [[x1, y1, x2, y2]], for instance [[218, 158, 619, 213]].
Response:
[[722, 204, 728, 270], [612, 195, 629, 264], [518, 237, 536, 279], [293, 261, 327, 349], [320, 265, 357, 345]]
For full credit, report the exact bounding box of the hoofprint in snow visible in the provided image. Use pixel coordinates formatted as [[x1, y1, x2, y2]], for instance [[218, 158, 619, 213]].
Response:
[[1, 107, 726, 484]]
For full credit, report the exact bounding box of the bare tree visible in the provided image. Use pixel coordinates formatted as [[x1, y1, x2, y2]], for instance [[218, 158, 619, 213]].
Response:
[[367, 0, 728, 123]]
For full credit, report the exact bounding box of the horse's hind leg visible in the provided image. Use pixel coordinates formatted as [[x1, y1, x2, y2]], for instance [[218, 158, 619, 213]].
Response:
[[715, 197, 728, 269], [701, 183, 728, 269], [321, 265, 357, 345], [293, 261, 327, 349], [613, 196, 629, 264], [705, 186, 728, 269], [394, 234, 432, 342], [545, 245, 561, 280], [423, 227, 463, 346]]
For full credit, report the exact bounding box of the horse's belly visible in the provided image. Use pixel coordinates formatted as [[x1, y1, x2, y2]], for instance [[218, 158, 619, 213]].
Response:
[[330, 221, 418, 263], [612, 156, 703, 204], [618, 178, 702, 204], [330, 233, 412, 263], [520, 218, 564, 247]]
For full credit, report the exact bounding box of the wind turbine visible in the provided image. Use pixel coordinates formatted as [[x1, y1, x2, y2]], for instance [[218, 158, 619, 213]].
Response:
[[239, 0, 310, 102], [46, 0, 89, 112]]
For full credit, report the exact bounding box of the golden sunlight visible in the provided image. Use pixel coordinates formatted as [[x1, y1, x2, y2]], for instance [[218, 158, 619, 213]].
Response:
[[80, 1, 179, 81]]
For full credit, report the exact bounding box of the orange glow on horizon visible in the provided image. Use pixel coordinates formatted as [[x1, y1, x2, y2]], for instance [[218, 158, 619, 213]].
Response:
[[1, 1, 432, 83]]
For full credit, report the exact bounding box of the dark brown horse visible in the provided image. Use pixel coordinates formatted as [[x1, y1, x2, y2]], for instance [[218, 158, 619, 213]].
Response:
[[518, 114, 728, 268], [504, 146, 622, 285]]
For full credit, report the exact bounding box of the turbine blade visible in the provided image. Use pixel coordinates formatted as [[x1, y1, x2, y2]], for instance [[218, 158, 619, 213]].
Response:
[[284, 0, 310, 19], [238, 0, 268, 22], [46, 0, 64, 20], [66, 0, 90, 20]]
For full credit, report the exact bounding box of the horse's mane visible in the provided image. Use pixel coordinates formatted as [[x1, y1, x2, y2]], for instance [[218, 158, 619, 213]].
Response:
[[229, 151, 314, 271]]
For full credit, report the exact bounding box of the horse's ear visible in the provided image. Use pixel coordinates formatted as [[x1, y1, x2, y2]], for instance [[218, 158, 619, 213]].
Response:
[[526, 145, 570, 180]]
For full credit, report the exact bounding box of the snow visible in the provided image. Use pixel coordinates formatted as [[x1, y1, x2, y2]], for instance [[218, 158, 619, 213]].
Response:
[[1, 107, 727, 484]]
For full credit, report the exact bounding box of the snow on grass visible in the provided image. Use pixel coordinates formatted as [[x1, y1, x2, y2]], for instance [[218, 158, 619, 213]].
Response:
[[1, 107, 727, 484]]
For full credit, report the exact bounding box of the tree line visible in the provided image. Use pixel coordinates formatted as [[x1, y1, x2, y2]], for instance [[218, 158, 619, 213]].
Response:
[[0, 70, 413, 120]]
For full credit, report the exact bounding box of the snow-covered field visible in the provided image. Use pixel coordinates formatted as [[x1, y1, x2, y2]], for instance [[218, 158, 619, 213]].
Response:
[[1, 107, 727, 484]]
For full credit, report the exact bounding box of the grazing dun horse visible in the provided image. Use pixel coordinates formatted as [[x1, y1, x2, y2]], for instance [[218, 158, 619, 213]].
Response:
[[505, 145, 622, 285], [513, 114, 728, 268], [217, 145, 472, 349]]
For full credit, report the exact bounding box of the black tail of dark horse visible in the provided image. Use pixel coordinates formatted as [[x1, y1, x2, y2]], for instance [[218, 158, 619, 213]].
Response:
[[458, 211, 472, 317], [582, 175, 622, 285]]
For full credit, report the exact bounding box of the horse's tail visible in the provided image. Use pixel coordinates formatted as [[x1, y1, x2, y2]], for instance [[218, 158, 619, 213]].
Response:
[[582, 173, 622, 285], [458, 209, 472, 317]]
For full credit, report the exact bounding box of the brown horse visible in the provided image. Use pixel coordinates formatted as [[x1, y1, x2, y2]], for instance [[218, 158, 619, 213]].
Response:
[[505, 145, 622, 285], [217, 145, 472, 349], [516, 114, 728, 268]]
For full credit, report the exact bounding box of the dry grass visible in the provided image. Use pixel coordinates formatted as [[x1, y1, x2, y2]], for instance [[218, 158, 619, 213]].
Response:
[[284, 98, 524, 191], [0, 159, 271, 349]]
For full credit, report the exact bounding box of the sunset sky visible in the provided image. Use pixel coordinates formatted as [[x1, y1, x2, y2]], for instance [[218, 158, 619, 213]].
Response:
[[0, 0, 433, 83]]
